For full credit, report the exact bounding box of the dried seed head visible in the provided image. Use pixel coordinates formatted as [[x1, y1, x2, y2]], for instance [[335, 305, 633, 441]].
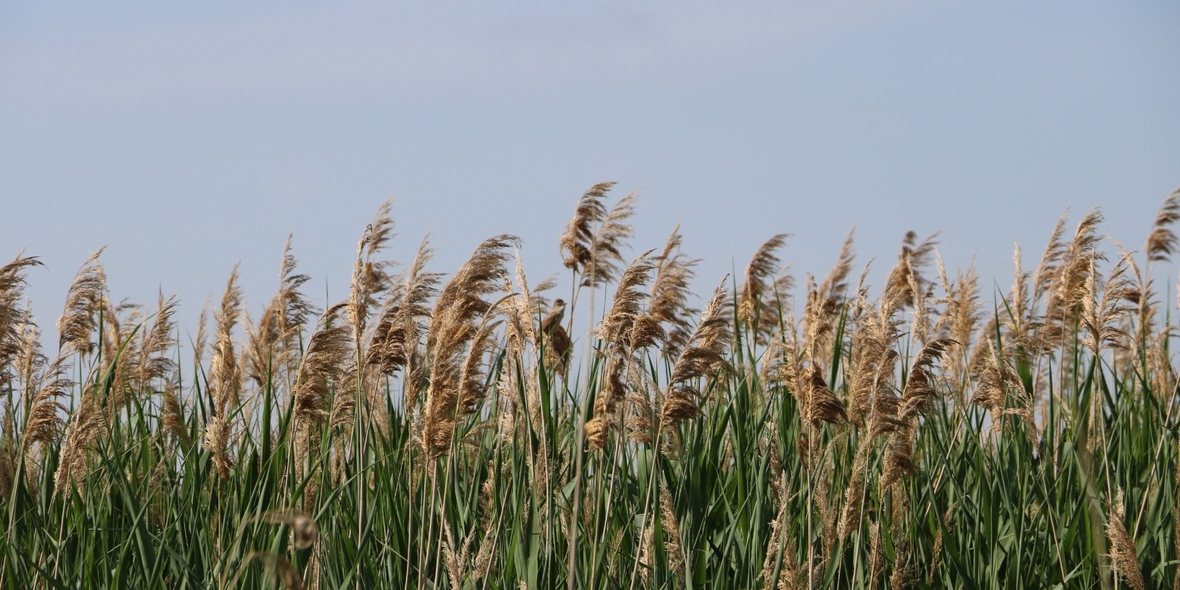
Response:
[[1146, 187, 1180, 263], [1105, 488, 1146, 590], [263, 509, 321, 550], [57, 249, 107, 357]]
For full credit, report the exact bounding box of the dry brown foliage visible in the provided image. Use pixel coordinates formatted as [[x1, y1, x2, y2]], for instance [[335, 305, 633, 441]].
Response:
[[649, 224, 699, 357], [661, 279, 732, 429], [57, 249, 106, 357], [558, 182, 636, 287], [740, 233, 790, 342], [202, 267, 244, 480], [422, 235, 517, 459], [366, 233, 441, 411], [1105, 488, 1146, 590], [1145, 186, 1180, 263]]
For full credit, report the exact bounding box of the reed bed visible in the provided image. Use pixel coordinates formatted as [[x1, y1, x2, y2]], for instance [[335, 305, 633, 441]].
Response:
[[2, 185, 1180, 589]]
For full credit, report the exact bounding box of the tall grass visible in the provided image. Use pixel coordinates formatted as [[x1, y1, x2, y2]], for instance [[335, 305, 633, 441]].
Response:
[[2, 186, 1179, 589]]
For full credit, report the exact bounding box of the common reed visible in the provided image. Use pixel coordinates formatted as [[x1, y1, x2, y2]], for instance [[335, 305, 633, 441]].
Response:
[[201, 266, 243, 481], [2, 184, 1178, 589]]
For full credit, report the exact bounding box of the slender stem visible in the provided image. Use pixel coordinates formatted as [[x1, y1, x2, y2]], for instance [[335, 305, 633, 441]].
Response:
[[568, 266, 598, 590], [628, 419, 665, 590]]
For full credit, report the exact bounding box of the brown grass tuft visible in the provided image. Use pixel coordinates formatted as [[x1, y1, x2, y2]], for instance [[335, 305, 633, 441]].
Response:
[[57, 249, 107, 357], [54, 383, 104, 492], [597, 251, 659, 352], [933, 258, 981, 385], [422, 235, 517, 458], [1043, 209, 1105, 346], [21, 355, 71, 466], [1145, 186, 1180, 263], [818, 230, 856, 307], [970, 338, 1033, 435], [880, 338, 954, 489], [560, 182, 614, 274], [649, 224, 699, 357], [1105, 488, 1146, 590], [899, 338, 955, 421], [558, 182, 636, 287], [660, 482, 686, 580], [661, 279, 732, 430], [248, 236, 317, 392], [350, 199, 397, 343], [803, 366, 847, 427], [0, 253, 44, 389], [366, 233, 441, 410], [202, 267, 244, 480], [1032, 212, 1070, 310], [193, 299, 209, 370], [138, 291, 179, 391], [740, 234, 790, 341], [803, 231, 857, 365], [293, 303, 353, 429]]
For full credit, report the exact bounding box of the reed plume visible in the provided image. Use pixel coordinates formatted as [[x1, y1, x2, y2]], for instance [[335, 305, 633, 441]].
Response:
[[1031, 213, 1070, 311], [585, 191, 638, 287], [880, 338, 954, 489], [52, 251, 110, 492], [820, 230, 857, 304], [1043, 209, 1104, 347], [559, 182, 636, 287], [802, 365, 847, 427], [880, 231, 938, 343], [102, 298, 143, 409], [587, 251, 666, 448], [1080, 253, 1134, 356], [0, 253, 43, 389], [457, 313, 506, 421], [21, 355, 70, 467], [366, 233, 441, 411], [560, 182, 613, 277], [661, 279, 732, 429], [422, 235, 517, 459], [292, 303, 353, 432], [248, 236, 316, 391], [804, 230, 856, 363], [659, 483, 686, 580], [762, 481, 800, 590], [202, 267, 243, 481], [967, 337, 1033, 434], [193, 300, 209, 370], [845, 291, 892, 428], [597, 251, 660, 352], [739, 233, 790, 342], [1145, 186, 1180, 263], [649, 224, 699, 356], [351, 199, 397, 344], [13, 311, 46, 400], [933, 258, 981, 385], [1105, 488, 1146, 590], [53, 385, 103, 493], [1006, 244, 1032, 346], [57, 249, 106, 357], [137, 291, 179, 393]]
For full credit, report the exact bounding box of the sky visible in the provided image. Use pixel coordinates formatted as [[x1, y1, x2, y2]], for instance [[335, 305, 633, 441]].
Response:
[[2, 0, 1178, 347]]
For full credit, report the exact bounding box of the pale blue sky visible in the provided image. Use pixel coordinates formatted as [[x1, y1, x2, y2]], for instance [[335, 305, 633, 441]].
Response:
[[2, 0, 1178, 343]]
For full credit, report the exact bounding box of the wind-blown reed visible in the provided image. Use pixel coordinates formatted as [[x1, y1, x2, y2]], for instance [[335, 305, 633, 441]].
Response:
[[2, 183, 1179, 589]]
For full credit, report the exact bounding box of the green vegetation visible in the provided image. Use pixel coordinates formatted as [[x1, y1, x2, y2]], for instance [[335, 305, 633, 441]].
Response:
[[2, 184, 1180, 589]]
